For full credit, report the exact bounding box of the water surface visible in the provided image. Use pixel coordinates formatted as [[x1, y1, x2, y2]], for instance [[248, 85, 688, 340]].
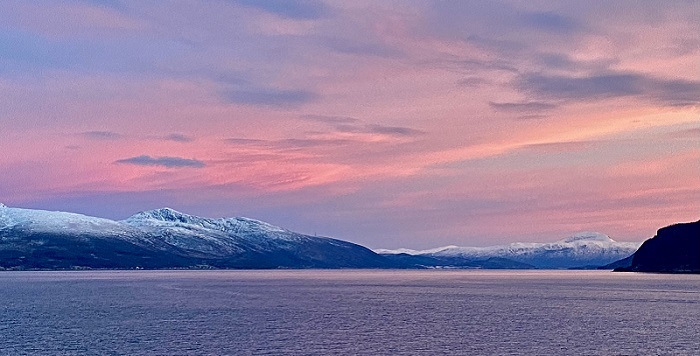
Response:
[[1, 270, 698, 355]]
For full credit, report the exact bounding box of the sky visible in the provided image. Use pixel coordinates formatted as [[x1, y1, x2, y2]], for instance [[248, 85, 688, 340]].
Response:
[[0, 0, 698, 249]]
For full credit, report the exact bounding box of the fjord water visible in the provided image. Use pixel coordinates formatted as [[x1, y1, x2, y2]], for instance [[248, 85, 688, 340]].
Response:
[[1, 270, 698, 355]]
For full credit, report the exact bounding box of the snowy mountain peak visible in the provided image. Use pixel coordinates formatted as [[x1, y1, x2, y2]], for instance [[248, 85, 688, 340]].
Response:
[[123, 208, 287, 234], [0, 204, 390, 269], [560, 232, 614, 244], [128, 207, 197, 223], [0, 204, 140, 240], [375, 231, 641, 269]]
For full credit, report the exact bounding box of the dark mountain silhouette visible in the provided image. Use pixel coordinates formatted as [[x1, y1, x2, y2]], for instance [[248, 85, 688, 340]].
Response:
[[615, 220, 700, 273]]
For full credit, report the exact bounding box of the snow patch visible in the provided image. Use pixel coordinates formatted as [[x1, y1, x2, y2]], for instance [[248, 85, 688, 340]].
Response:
[[125, 208, 287, 234], [0, 204, 143, 242], [374, 245, 460, 255]]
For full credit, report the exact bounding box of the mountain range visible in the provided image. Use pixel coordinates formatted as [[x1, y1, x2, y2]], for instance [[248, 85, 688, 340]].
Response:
[[376, 232, 640, 269], [0, 203, 659, 270], [0, 203, 388, 269]]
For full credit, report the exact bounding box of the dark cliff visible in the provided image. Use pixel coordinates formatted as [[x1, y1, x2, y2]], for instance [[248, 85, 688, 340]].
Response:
[[615, 220, 700, 273]]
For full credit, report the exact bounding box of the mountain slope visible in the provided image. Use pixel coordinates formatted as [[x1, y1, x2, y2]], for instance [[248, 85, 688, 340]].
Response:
[[615, 220, 700, 273], [0, 204, 388, 269], [122, 207, 391, 268], [377, 232, 640, 269]]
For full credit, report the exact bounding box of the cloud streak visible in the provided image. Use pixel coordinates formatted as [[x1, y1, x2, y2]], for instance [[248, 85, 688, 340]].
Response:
[[518, 72, 700, 106], [301, 115, 425, 139], [81, 131, 124, 140], [115, 155, 205, 168], [230, 0, 328, 20], [334, 124, 425, 137], [221, 88, 319, 108], [489, 101, 557, 112], [163, 133, 194, 142], [300, 115, 360, 124]]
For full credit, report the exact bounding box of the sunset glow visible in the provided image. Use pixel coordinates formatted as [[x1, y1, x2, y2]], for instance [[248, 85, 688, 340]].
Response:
[[1, 1, 698, 248]]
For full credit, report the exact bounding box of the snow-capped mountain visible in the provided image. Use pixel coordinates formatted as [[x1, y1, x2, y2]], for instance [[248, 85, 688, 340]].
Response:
[[121, 207, 386, 266], [1, 204, 643, 270], [376, 232, 641, 269], [0, 203, 141, 239], [0, 204, 388, 269], [122, 208, 287, 256]]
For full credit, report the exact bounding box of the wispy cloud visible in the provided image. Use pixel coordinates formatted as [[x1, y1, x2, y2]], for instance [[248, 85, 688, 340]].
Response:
[[301, 115, 425, 138], [221, 88, 319, 108], [518, 72, 700, 106], [224, 138, 268, 146], [229, 0, 328, 20], [322, 37, 402, 58], [335, 124, 425, 137], [519, 141, 596, 154], [300, 115, 360, 124], [115, 155, 205, 168], [535, 53, 617, 72], [489, 101, 557, 112], [277, 138, 352, 149], [430, 57, 519, 74], [163, 133, 194, 142], [512, 115, 549, 121], [225, 137, 351, 149], [81, 131, 124, 140]]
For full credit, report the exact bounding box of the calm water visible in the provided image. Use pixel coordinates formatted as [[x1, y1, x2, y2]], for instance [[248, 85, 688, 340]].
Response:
[[1, 270, 699, 355]]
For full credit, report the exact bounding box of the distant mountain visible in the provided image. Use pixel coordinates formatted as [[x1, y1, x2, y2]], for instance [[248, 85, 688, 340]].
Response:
[[0, 203, 649, 270], [615, 220, 700, 273], [0, 204, 389, 269], [380, 253, 536, 269], [376, 232, 641, 269]]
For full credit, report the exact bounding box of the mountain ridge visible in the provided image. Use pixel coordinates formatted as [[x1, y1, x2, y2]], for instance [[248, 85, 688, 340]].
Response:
[[376, 232, 641, 269], [0, 204, 654, 270], [0, 204, 389, 269]]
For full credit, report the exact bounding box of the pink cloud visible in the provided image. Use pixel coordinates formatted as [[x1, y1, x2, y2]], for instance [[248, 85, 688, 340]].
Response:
[[1, 1, 698, 248]]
